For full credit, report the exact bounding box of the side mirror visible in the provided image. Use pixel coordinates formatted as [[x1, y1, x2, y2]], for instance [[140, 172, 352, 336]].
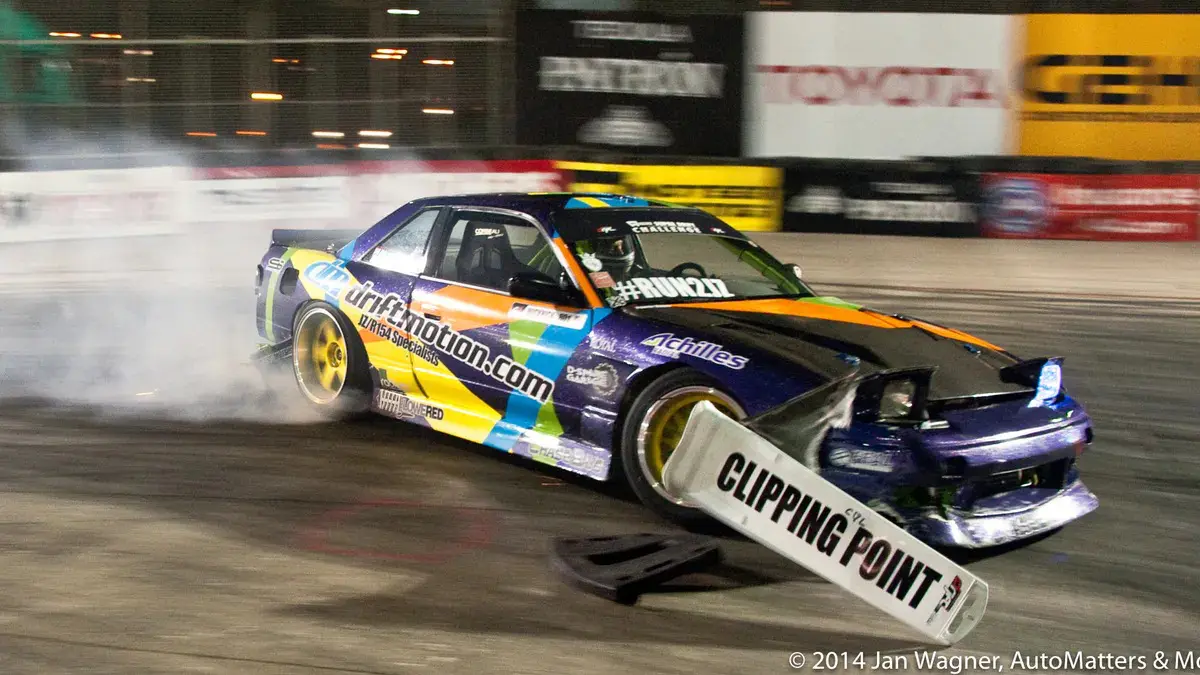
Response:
[[508, 271, 585, 307], [788, 263, 803, 279]]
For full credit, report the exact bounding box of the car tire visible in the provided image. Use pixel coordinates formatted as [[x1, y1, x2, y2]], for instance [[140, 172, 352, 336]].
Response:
[[619, 368, 746, 526], [291, 302, 372, 418]]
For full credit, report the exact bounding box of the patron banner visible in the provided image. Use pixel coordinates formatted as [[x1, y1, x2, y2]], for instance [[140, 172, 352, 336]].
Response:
[[1017, 14, 1200, 160], [745, 12, 1016, 159], [515, 10, 746, 157]]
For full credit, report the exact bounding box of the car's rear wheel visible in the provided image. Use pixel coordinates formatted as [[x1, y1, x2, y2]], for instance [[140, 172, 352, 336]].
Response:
[[292, 302, 371, 417], [620, 369, 745, 525]]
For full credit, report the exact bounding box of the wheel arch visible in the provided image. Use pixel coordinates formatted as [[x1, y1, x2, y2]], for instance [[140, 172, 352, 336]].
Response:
[[609, 362, 748, 471]]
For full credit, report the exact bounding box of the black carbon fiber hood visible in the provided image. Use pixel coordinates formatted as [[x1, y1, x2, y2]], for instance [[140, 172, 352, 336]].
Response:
[[633, 305, 1029, 401]]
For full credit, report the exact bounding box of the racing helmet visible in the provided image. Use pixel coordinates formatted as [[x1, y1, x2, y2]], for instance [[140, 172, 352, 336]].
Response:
[[593, 235, 636, 277]]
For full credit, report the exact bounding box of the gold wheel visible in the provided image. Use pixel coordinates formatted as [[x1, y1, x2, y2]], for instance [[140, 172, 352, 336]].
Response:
[[636, 386, 744, 505], [293, 306, 350, 405]]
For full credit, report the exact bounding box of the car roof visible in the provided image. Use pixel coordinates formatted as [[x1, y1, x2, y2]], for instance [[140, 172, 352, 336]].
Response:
[[404, 191, 702, 214]]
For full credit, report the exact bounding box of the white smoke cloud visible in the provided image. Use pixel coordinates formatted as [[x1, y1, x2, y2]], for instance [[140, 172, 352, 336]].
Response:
[[0, 130, 331, 423]]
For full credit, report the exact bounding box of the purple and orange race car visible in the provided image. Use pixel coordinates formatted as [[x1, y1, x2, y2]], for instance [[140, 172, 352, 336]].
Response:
[[254, 192, 1098, 548]]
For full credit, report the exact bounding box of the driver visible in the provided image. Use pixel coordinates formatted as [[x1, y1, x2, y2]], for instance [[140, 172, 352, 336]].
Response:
[[592, 235, 637, 281]]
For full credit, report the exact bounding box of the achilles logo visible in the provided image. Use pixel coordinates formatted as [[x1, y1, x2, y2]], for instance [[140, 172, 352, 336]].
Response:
[[758, 65, 1005, 108]]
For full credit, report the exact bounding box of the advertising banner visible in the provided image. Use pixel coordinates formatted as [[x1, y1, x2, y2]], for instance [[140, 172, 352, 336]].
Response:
[[558, 161, 783, 231], [189, 160, 566, 226], [782, 163, 980, 237], [981, 173, 1200, 241], [1017, 14, 1200, 161], [349, 160, 566, 224], [745, 12, 1016, 159], [189, 165, 352, 224], [0, 167, 188, 243], [514, 10, 746, 157]]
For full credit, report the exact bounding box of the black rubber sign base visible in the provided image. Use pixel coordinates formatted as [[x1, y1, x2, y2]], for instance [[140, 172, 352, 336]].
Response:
[[550, 533, 723, 605]]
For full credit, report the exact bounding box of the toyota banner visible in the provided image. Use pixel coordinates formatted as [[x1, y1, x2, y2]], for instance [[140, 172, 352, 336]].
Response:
[[514, 10, 746, 157], [744, 12, 1016, 160]]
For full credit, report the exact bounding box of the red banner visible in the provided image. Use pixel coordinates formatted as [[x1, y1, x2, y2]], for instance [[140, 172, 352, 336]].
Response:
[[981, 173, 1199, 242]]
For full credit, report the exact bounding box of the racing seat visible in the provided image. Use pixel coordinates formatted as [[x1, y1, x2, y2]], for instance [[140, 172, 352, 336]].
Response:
[[455, 222, 523, 290]]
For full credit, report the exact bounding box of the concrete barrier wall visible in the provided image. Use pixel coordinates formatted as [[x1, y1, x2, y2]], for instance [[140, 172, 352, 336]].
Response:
[[757, 233, 1200, 300]]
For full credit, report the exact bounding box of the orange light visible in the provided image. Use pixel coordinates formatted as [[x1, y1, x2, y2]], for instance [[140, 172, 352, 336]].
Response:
[[250, 92, 283, 101], [186, 131, 217, 137], [375, 48, 408, 55], [316, 143, 346, 150], [271, 58, 288, 64], [49, 32, 82, 38], [90, 33, 123, 39], [422, 59, 455, 66], [371, 53, 403, 60], [236, 130, 267, 136]]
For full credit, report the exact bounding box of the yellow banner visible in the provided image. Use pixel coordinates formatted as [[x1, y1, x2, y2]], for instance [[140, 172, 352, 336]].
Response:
[[1018, 14, 1200, 160], [556, 161, 783, 232]]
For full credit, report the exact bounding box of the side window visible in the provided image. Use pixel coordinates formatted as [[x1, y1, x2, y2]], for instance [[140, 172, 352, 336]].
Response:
[[433, 211, 567, 292], [365, 208, 440, 275]]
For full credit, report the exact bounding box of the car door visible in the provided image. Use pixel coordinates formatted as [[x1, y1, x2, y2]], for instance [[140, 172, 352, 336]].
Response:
[[408, 207, 595, 448], [340, 206, 444, 396]]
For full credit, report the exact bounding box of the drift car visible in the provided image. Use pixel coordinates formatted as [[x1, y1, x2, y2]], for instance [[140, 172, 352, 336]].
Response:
[[254, 192, 1098, 548]]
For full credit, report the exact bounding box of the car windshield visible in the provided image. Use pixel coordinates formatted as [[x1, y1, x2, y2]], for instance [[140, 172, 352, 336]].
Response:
[[554, 208, 815, 308]]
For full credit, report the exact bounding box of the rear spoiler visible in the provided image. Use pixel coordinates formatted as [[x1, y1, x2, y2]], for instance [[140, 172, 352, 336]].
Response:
[[271, 228, 361, 253]]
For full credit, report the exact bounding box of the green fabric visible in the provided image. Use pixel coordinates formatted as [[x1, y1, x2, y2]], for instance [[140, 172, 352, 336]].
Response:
[[0, 3, 76, 103]]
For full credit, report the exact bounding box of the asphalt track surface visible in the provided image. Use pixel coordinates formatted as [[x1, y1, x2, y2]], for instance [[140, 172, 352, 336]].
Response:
[[1, 281, 1198, 673]]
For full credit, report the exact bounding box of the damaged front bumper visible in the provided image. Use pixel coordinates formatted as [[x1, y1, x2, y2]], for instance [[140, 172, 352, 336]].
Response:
[[740, 368, 1101, 550], [909, 479, 1099, 548]]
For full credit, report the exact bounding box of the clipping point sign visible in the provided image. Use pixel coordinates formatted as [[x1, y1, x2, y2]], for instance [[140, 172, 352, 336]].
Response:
[[662, 401, 989, 646]]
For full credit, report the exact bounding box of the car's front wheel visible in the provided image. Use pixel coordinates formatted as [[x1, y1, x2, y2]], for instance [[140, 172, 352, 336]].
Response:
[[291, 302, 371, 417], [619, 369, 745, 525]]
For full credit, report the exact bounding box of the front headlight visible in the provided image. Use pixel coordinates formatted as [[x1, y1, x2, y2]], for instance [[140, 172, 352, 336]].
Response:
[[879, 380, 916, 420], [1032, 361, 1062, 406], [851, 367, 935, 425]]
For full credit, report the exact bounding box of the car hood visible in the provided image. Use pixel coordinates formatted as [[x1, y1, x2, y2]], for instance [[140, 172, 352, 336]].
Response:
[[629, 297, 1030, 401]]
